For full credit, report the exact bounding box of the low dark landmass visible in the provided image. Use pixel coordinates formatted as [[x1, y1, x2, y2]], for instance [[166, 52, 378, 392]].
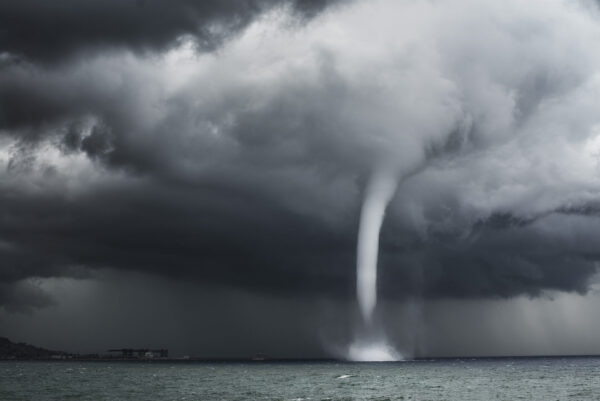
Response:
[[0, 337, 172, 361], [0, 336, 69, 360]]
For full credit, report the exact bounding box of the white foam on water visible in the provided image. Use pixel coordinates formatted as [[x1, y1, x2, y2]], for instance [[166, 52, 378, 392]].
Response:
[[347, 341, 402, 362]]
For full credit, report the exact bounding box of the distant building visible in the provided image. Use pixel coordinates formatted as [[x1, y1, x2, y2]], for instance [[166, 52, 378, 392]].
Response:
[[107, 348, 169, 358]]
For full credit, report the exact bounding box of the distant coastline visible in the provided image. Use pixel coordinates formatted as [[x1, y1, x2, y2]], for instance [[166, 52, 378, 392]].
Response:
[[4, 337, 600, 362]]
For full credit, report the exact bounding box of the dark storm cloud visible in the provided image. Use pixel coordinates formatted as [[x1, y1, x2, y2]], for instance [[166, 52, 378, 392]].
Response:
[[0, 281, 55, 314], [2, 0, 600, 312], [380, 212, 600, 299], [0, 0, 339, 63], [2, 169, 598, 305], [0, 177, 356, 297]]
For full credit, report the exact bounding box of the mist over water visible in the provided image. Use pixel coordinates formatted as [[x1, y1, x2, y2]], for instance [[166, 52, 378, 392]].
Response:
[[348, 339, 401, 362]]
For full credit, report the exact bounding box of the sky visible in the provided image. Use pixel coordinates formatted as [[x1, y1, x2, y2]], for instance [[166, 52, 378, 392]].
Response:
[[2, 0, 600, 358]]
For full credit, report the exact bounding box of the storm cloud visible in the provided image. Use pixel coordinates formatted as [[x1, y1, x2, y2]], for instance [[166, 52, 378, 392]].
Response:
[[2, 0, 600, 314], [0, 0, 339, 63]]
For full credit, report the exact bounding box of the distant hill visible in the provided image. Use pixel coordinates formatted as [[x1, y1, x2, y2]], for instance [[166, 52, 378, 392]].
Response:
[[0, 337, 68, 359]]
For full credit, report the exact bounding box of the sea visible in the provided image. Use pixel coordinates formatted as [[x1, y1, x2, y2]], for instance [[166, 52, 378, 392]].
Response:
[[1, 357, 600, 400]]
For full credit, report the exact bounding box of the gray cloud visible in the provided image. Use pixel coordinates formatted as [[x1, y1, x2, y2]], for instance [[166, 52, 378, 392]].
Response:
[[0, 0, 339, 63], [2, 0, 600, 313], [0, 280, 55, 314]]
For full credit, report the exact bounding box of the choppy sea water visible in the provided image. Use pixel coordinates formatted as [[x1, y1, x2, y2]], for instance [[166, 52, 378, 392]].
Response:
[[2, 358, 600, 400]]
